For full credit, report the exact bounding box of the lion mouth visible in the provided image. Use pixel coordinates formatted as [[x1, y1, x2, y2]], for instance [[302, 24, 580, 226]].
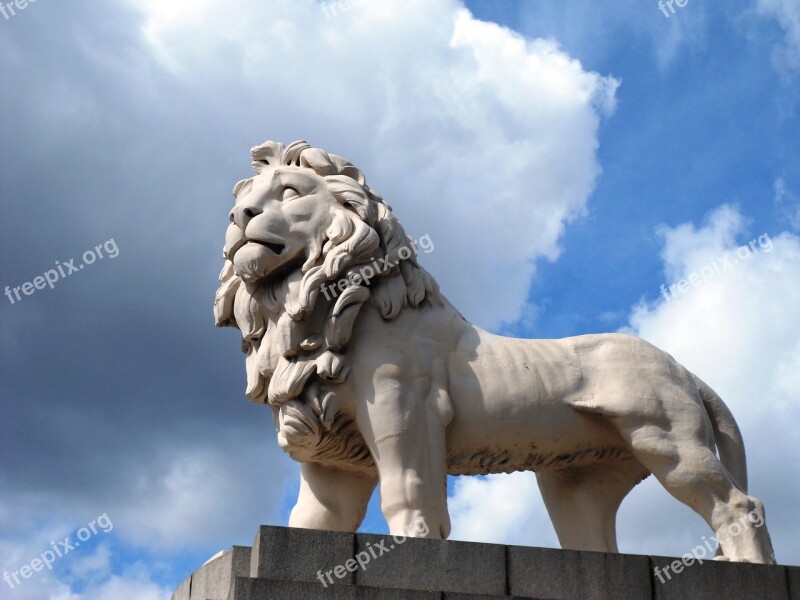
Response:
[[249, 239, 285, 255], [232, 238, 292, 284], [224, 225, 285, 260]]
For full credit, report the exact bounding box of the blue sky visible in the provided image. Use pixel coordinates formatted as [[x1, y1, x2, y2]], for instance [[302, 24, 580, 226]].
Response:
[[473, 0, 800, 338], [1, 1, 799, 598]]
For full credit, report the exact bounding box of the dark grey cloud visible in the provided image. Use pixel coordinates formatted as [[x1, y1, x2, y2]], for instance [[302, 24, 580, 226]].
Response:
[[0, 2, 297, 570]]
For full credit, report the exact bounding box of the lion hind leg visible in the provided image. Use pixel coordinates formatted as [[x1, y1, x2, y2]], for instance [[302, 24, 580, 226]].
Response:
[[615, 417, 776, 564], [536, 461, 647, 553]]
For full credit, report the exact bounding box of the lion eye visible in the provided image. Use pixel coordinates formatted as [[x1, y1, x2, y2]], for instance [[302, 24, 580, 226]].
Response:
[[282, 186, 301, 202]]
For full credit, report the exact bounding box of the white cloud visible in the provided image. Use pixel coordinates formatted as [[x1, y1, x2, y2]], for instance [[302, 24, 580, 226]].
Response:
[[74, 573, 171, 600], [448, 472, 558, 548], [625, 205, 800, 564], [629, 206, 800, 422], [112, 440, 294, 549], [131, 0, 617, 328], [49, 571, 171, 600], [0, 543, 170, 600], [66, 543, 112, 583], [0, 436, 294, 552], [757, 0, 800, 72], [448, 205, 800, 564]]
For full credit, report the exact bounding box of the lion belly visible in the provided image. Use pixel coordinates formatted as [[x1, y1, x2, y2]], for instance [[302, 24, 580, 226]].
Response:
[[444, 329, 633, 475]]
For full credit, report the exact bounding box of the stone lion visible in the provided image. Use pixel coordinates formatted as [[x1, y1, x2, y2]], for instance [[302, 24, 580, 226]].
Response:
[[214, 140, 775, 563]]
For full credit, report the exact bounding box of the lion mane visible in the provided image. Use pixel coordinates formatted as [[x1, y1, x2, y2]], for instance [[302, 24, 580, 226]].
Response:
[[214, 140, 443, 469]]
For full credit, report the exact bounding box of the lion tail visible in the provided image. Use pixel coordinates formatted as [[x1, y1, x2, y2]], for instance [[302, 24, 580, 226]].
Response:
[[694, 374, 748, 492]]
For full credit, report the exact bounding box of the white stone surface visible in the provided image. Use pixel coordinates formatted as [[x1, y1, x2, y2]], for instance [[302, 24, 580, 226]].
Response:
[[215, 140, 775, 564]]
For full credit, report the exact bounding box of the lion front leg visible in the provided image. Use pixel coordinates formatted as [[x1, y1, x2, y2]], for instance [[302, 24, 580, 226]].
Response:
[[288, 462, 377, 532], [355, 359, 453, 539]]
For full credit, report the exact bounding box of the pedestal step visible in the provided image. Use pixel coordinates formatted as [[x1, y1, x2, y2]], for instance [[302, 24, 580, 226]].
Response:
[[171, 525, 800, 600]]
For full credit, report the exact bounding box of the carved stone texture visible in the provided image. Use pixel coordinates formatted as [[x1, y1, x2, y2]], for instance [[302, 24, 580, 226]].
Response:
[[215, 140, 776, 564]]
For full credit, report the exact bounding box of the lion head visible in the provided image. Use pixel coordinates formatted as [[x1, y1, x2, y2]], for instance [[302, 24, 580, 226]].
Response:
[[214, 140, 442, 468]]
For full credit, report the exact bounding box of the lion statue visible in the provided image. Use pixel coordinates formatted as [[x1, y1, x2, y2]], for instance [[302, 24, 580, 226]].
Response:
[[214, 140, 775, 563]]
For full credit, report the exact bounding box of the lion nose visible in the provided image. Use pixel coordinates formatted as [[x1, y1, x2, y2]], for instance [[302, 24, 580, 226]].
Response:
[[230, 205, 263, 230]]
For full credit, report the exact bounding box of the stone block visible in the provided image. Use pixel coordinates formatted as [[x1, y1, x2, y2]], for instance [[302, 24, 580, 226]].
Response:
[[186, 546, 250, 600], [249, 525, 356, 584], [230, 546, 252, 580], [651, 554, 789, 600], [508, 545, 650, 600], [229, 576, 442, 599], [355, 532, 506, 595], [190, 550, 227, 600], [443, 594, 542, 600], [171, 575, 191, 600], [789, 566, 800, 600]]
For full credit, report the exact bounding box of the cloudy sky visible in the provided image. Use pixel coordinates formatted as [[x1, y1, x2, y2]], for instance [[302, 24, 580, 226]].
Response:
[[1, 0, 799, 597]]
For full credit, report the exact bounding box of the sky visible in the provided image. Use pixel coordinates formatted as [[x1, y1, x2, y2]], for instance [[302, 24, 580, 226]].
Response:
[[1, 0, 798, 597]]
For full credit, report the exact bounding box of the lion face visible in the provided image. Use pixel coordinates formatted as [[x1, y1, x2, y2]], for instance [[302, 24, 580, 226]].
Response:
[[226, 166, 336, 283]]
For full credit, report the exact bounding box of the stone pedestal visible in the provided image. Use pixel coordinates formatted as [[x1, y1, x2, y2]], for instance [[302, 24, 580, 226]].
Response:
[[172, 525, 799, 600]]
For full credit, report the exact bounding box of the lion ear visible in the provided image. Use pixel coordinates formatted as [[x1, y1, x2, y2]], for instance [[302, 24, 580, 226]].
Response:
[[325, 175, 374, 224], [233, 178, 253, 198]]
